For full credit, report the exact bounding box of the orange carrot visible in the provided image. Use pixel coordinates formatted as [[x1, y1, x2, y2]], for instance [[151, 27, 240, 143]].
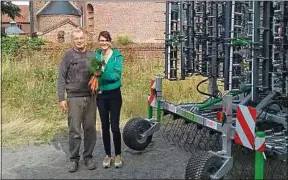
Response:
[[88, 76, 98, 94]]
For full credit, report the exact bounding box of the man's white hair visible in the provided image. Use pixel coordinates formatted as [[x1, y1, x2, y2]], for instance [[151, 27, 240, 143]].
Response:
[[71, 28, 86, 39]]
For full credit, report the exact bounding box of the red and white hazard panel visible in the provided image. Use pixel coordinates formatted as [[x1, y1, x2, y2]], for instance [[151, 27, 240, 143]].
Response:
[[234, 105, 257, 150], [147, 80, 156, 106], [148, 95, 156, 106]]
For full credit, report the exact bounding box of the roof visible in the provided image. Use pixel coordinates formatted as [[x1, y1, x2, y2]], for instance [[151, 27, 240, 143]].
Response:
[[1, 5, 30, 23], [5, 26, 25, 35], [36, 1, 81, 16], [42, 18, 79, 35]]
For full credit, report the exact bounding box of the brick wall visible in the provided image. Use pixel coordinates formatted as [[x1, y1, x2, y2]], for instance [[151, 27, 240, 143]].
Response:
[[83, 2, 166, 43], [33, 1, 166, 44], [21, 23, 30, 33], [33, 0, 46, 32], [42, 23, 79, 43], [37, 15, 80, 32], [41, 44, 165, 61]]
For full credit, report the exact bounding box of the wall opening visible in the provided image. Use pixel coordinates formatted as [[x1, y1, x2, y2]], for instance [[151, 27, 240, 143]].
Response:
[[87, 4, 94, 31], [57, 30, 65, 43], [80, 6, 84, 27]]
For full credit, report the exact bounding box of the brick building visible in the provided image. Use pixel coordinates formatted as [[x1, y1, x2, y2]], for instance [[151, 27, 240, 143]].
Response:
[[1, 5, 30, 34], [33, 0, 166, 44]]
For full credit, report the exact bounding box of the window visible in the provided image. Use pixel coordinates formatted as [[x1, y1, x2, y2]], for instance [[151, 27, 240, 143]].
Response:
[[87, 4, 94, 14], [87, 4, 94, 31], [57, 31, 65, 43]]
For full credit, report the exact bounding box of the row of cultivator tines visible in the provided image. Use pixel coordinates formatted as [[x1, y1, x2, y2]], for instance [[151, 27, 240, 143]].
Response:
[[161, 110, 287, 179]]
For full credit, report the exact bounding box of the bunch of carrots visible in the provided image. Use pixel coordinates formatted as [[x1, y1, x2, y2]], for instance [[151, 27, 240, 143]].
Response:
[[88, 56, 106, 94]]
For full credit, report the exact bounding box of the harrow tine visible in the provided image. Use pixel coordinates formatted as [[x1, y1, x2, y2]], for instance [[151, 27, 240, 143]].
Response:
[[165, 119, 180, 144], [226, 143, 255, 179], [173, 119, 191, 146], [206, 130, 222, 151], [162, 115, 176, 144], [195, 127, 206, 150], [163, 118, 223, 155], [168, 119, 180, 145], [170, 119, 185, 145], [191, 126, 206, 151], [225, 141, 288, 179], [183, 124, 199, 153], [264, 158, 288, 179], [177, 121, 194, 149], [177, 123, 191, 151], [161, 118, 170, 142]]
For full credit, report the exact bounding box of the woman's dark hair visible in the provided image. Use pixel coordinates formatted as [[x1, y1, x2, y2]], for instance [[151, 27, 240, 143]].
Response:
[[98, 31, 112, 42]]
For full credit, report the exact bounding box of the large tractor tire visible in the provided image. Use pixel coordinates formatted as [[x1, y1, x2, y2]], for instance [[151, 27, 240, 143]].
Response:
[[123, 118, 153, 151], [185, 151, 223, 180]]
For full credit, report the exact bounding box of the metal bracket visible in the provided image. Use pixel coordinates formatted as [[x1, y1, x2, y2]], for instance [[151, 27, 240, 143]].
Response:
[[239, 92, 252, 105], [209, 95, 234, 179], [256, 91, 278, 110], [209, 151, 234, 180], [139, 120, 161, 142]]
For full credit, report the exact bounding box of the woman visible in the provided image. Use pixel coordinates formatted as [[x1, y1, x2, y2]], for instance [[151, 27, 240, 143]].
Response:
[[95, 31, 124, 168]]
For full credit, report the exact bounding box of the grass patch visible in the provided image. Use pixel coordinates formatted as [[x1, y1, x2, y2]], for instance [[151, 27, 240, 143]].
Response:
[[2, 48, 210, 148]]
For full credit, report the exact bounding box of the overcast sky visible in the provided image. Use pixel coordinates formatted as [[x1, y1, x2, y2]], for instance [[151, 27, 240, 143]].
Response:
[[12, 1, 30, 5]]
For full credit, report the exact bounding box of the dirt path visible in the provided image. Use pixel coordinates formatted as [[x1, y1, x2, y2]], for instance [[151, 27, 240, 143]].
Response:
[[1, 128, 191, 179]]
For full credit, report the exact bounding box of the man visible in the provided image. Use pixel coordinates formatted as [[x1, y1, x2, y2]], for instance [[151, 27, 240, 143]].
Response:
[[57, 28, 97, 172]]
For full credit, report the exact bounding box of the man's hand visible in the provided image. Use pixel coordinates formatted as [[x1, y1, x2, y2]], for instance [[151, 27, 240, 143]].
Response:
[[59, 100, 68, 111]]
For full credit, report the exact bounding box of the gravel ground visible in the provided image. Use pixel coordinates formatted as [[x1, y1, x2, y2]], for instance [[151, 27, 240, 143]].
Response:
[[1, 128, 191, 179], [2, 120, 286, 180]]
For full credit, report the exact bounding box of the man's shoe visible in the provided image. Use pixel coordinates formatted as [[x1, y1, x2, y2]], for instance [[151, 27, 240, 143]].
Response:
[[114, 155, 123, 168], [68, 161, 78, 173], [85, 158, 96, 170], [102, 155, 112, 168]]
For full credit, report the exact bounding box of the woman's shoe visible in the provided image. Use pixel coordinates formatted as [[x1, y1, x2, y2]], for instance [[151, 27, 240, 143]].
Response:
[[114, 154, 123, 168], [102, 155, 112, 168]]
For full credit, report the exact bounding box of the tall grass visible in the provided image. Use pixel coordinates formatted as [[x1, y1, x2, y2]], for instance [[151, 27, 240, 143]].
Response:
[[2, 47, 209, 148]]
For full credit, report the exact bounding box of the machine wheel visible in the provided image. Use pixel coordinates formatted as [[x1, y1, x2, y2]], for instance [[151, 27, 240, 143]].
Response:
[[123, 118, 153, 151], [185, 151, 223, 180]]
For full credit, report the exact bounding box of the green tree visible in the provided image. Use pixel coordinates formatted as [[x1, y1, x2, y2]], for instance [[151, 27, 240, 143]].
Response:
[[1, 1, 21, 19]]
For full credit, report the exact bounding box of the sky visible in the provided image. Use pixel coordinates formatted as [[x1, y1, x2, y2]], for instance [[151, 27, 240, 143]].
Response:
[[12, 1, 30, 5]]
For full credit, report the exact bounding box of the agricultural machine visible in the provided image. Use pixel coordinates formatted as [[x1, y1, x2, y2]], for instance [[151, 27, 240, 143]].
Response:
[[123, 1, 287, 179]]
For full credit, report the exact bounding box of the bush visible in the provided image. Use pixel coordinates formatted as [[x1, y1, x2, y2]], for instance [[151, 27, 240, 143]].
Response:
[[1, 36, 22, 55], [1, 36, 45, 56], [115, 35, 133, 46], [27, 37, 46, 49]]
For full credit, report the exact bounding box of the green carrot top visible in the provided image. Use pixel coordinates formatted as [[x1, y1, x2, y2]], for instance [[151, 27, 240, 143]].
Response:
[[88, 55, 106, 76]]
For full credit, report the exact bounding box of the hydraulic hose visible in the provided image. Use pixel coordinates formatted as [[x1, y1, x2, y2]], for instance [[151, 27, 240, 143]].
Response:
[[196, 76, 219, 98], [257, 101, 283, 121]]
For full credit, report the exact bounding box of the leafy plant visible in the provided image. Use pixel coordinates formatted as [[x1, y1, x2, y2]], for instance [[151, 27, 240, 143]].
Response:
[[28, 37, 45, 49], [1, 36, 45, 56], [88, 56, 106, 75], [116, 35, 133, 46], [1, 36, 22, 55]]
